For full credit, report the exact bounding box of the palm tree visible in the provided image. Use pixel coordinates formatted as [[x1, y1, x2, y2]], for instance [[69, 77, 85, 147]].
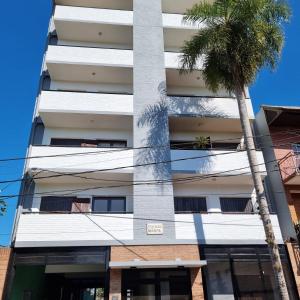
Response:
[[179, 0, 291, 298]]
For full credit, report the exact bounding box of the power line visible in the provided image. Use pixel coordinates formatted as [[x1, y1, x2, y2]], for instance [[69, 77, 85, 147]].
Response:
[[0, 128, 299, 164], [0, 157, 282, 201]]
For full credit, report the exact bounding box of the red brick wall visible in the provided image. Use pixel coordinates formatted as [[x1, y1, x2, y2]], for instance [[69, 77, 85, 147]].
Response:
[[270, 126, 299, 181], [109, 269, 121, 300], [110, 245, 201, 262], [110, 245, 204, 300], [0, 248, 11, 300]]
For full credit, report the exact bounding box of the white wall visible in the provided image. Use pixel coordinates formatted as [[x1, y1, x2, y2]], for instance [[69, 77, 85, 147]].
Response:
[[27, 146, 134, 173], [15, 212, 282, 247], [171, 150, 266, 175], [175, 214, 283, 244], [39, 91, 133, 116]]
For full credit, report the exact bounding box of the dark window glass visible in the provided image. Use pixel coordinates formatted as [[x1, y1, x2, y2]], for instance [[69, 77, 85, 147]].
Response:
[[92, 197, 126, 213], [211, 142, 239, 150], [220, 197, 253, 213], [50, 138, 127, 148], [40, 197, 74, 212], [170, 139, 210, 150], [170, 140, 239, 150], [174, 197, 207, 213], [201, 246, 298, 300]]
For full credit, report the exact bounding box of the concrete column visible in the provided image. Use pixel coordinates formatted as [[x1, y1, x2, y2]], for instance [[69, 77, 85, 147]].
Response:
[[190, 268, 205, 300], [0, 248, 11, 300], [109, 269, 122, 300], [133, 0, 175, 243]]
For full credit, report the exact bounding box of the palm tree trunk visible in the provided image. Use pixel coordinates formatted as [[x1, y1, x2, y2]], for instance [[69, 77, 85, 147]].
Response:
[[235, 86, 289, 300]]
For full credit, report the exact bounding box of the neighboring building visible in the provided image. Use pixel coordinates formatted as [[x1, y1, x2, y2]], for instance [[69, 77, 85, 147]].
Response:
[[0, 1, 298, 299], [256, 105, 300, 296]]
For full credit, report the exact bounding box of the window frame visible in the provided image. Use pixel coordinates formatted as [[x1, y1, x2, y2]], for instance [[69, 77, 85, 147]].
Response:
[[174, 197, 207, 214], [92, 197, 126, 213], [219, 197, 253, 214]]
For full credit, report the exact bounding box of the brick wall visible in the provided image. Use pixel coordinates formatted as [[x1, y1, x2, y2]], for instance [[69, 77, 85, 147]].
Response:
[[109, 269, 121, 300], [110, 245, 200, 261], [190, 267, 205, 300], [0, 248, 11, 300], [110, 245, 204, 300]]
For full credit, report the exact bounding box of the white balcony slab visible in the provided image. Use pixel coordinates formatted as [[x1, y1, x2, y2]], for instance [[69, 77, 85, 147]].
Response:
[[171, 150, 266, 175], [39, 91, 133, 116], [55, 6, 133, 26], [55, 0, 133, 10], [27, 146, 134, 174], [168, 96, 254, 119], [46, 45, 133, 68], [15, 213, 134, 247], [175, 214, 283, 244], [45, 46, 134, 84], [15, 212, 282, 247]]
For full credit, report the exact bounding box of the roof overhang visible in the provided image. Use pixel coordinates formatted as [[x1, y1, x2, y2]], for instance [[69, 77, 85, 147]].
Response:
[[109, 259, 207, 269]]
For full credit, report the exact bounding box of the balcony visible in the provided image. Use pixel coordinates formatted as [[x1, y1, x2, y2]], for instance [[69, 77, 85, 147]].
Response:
[[45, 45, 133, 86], [27, 146, 134, 181], [162, 0, 202, 14], [38, 91, 133, 128], [27, 146, 264, 184], [45, 45, 206, 91], [54, 0, 133, 10], [15, 212, 282, 247], [168, 95, 254, 121], [278, 149, 300, 185], [175, 213, 282, 244], [53, 6, 199, 50], [171, 149, 266, 183], [53, 6, 133, 48]]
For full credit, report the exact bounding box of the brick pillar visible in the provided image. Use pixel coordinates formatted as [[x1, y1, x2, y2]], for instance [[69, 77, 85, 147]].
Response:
[[0, 248, 11, 300], [286, 242, 300, 297], [190, 268, 205, 300], [109, 269, 122, 300]]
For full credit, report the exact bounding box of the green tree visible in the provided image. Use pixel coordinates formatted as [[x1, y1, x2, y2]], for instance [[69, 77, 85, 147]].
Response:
[[179, 0, 291, 298]]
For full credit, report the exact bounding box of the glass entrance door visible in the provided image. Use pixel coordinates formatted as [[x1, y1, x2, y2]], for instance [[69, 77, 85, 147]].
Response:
[[122, 269, 191, 300]]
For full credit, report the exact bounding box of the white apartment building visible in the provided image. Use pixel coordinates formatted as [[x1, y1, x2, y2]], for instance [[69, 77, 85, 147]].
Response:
[[2, 0, 298, 299]]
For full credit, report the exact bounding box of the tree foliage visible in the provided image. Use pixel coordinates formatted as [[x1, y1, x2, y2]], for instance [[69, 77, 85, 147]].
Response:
[[180, 0, 291, 93]]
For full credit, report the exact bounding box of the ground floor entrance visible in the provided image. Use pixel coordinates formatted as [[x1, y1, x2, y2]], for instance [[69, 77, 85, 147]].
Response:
[[4, 244, 299, 300], [122, 269, 191, 300]]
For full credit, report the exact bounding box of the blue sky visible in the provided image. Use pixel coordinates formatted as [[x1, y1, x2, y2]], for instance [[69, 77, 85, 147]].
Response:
[[0, 0, 299, 246]]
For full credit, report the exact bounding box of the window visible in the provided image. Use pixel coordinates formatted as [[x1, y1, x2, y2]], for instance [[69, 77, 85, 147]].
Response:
[[92, 197, 126, 213], [50, 138, 127, 148], [174, 197, 207, 213], [201, 246, 299, 300], [220, 197, 253, 213], [170, 140, 239, 150], [40, 196, 75, 212]]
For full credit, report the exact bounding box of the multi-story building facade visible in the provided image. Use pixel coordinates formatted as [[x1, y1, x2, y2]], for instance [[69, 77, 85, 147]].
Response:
[[1, 1, 298, 299], [256, 105, 300, 296]]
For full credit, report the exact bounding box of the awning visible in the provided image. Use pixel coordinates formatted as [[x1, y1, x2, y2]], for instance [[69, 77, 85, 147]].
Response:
[[109, 259, 207, 269]]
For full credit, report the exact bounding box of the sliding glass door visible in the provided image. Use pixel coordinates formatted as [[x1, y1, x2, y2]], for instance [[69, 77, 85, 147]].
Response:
[[122, 269, 191, 300]]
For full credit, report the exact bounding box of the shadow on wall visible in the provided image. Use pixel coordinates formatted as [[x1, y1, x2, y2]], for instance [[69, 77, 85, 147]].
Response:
[[136, 81, 172, 180], [136, 82, 232, 178], [167, 95, 228, 118]]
